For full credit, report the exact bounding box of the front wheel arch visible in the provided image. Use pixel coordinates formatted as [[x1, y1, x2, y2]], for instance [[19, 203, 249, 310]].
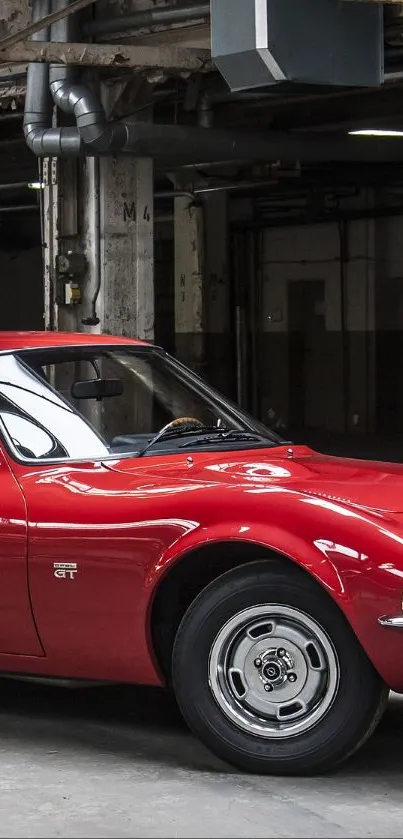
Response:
[[149, 540, 345, 681], [171, 560, 388, 775]]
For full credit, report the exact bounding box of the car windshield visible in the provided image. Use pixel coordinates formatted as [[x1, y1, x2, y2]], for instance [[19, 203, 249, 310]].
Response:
[[0, 346, 283, 462]]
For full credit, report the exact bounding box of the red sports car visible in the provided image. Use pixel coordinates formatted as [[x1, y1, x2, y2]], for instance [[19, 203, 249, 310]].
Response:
[[0, 330, 400, 774]]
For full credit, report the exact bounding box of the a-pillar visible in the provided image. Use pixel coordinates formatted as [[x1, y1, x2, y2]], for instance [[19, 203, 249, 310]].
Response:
[[203, 191, 232, 396], [174, 195, 205, 374]]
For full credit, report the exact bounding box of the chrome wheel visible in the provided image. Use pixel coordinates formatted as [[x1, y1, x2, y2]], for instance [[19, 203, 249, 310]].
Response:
[[208, 604, 339, 738]]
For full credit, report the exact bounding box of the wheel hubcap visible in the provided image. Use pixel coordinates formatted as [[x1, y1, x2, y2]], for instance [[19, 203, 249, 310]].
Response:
[[208, 604, 339, 738]]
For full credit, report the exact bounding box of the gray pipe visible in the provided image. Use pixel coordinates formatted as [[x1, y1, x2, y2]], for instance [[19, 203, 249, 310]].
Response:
[[0, 182, 33, 192], [23, 1, 403, 163], [122, 122, 403, 164], [85, 2, 210, 38], [23, 0, 53, 154], [49, 0, 78, 114], [24, 0, 128, 156], [0, 205, 39, 213], [21, 0, 300, 163], [24, 0, 83, 155], [48, 0, 127, 153]]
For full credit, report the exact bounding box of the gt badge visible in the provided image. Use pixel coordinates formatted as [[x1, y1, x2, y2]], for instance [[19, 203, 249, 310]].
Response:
[[53, 562, 78, 580]]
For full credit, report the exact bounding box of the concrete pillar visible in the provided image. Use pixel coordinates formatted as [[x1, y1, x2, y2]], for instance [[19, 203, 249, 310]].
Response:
[[90, 154, 154, 436], [174, 195, 205, 373], [98, 155, 154, 342], [43, 153, 154, 341], [43, 155, 81, 333], [42, 156, 59, 332], [203, 191, 232, 395]]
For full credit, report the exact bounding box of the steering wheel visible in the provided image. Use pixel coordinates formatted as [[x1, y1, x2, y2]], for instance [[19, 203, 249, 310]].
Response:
[[137, 416, 205, 457]]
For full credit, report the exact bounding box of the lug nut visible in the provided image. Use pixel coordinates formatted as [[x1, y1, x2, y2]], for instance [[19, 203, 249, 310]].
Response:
[[288, 673, 297, 683], [278, 648, 286, 657], [254, 658, 262, 668], [264, 683, 273, 692]]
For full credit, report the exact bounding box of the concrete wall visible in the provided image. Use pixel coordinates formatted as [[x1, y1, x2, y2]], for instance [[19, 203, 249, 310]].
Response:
[[260, 216, 376, 433], [0, 247, 44, 331], [155, 222, 174, 354], [375, 214, 403, 432], [152, 192, 403, 436], [0, 217, 44, 331]]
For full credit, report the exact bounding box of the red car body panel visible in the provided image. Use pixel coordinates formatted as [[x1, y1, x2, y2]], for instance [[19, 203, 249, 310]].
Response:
[[0, 455, 44, 657], [0, 333, 402, 692], [0, 331, 149, 352]]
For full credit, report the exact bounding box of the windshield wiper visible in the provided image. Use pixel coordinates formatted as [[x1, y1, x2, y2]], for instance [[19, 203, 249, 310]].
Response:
[[137, 423, 280, 457], [136, 424, 219, 457], [179, 430, 270, 448]]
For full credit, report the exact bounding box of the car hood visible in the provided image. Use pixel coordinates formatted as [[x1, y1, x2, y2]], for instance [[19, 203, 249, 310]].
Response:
[[105, 444, 403, 514]]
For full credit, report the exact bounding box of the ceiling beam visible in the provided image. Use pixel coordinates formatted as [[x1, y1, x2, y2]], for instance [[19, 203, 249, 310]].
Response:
[[0, 0, 397, 59], [112, 23, 211, 48], [0, 83, 26, 99], [0, 62, 26, 79], [0, 39, 211, 71], [0, 0, 101, 51]]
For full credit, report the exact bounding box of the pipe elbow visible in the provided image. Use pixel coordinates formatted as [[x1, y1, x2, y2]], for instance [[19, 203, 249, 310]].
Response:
[[25, 127, 48, 156], [49, 75, 75, 114], [78, 120, 127, 153], [23, 116, 45, 152], [24, 123, 83, 157], [23, 127, 38, 153]]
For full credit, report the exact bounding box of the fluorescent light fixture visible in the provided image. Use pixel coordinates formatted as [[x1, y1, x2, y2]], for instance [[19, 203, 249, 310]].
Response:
[[28, 181, 45, 190], [349, 129, 403, 137]]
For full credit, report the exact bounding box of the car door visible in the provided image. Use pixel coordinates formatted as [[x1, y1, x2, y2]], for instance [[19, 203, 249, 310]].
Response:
[[0, 440, 43, 656], [11, 455, 178, 684], [0, 349, 168, 682]]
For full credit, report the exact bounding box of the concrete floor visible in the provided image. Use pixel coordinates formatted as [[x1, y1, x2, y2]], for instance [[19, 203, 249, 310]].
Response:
[[0, 680, 401, 838]]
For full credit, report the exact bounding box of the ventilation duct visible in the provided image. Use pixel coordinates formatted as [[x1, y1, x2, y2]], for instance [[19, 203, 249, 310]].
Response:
[[48, 0, 126, 154], [211, 0, 384, 92], [24, 0, 401, 162], [24, 0, 125, 156]]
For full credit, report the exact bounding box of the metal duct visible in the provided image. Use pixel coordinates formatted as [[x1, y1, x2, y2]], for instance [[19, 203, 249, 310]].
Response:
[[23, 0, 403, 163], [211, 0, 383, 91], [49, 0, 79, 115], [24, 0, 83, 155], [48, 0, 126, 153], [122, 125, 403, 164], [85, 2, 210, 38], [24, 0, 128, 156], [24, 102, 403, 164], [23, 0, 53, 154]]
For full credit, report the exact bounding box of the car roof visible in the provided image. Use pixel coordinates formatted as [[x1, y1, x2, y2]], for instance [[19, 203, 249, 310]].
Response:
[[0, 331, 151, 352]]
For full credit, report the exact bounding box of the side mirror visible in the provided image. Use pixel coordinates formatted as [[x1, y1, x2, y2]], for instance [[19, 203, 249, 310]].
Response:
[[71, 378, 124, 400]]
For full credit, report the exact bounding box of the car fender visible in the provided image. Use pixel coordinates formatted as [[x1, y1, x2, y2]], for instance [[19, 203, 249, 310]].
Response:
[[145, 491, 403, 691], [146, 519, 346, 603]]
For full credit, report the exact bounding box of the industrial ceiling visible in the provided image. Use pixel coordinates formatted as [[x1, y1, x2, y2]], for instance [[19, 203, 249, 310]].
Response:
[[1, 0, 403, 221]]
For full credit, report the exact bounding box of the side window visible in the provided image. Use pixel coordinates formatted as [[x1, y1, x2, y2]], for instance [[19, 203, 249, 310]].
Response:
[[0, 354, 109, 461], [0, 412, 55, 459]]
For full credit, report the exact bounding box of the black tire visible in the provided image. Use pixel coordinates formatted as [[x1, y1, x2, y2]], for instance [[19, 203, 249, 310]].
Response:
[[172, 560, 388, 775]]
